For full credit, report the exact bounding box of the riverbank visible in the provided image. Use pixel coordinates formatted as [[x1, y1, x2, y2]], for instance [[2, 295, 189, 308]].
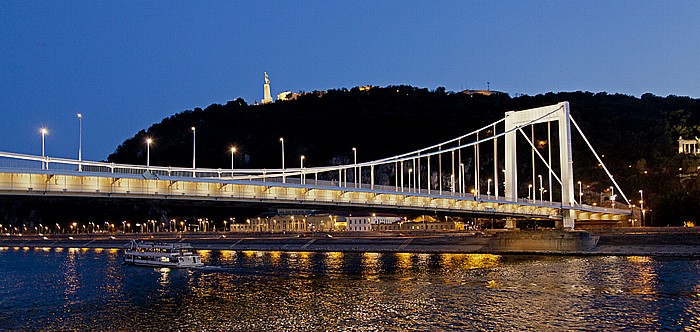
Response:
[[2, 228, 699, 257]]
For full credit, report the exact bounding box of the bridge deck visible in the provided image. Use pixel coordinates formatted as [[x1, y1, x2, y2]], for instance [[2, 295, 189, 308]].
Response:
[[0, 169, 629, 222]]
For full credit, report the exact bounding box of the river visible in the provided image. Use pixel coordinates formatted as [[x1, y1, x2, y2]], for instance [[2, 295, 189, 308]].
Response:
[[1, 247, 699, 331]]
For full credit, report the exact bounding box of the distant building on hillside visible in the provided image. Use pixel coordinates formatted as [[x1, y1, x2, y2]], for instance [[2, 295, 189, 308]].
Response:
[[460, 89, 505, 96], [678, 136, 699, 155], [359, 85, 377, 92], [277, 91, 300, 101]]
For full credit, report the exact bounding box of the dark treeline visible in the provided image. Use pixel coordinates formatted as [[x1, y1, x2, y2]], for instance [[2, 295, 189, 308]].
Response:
[[3, 86, 699, 228]]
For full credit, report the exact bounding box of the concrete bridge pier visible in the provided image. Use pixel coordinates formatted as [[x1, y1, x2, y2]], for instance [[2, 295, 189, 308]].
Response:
[[556, 210, 575, 230], [505, 218, 517, 230]]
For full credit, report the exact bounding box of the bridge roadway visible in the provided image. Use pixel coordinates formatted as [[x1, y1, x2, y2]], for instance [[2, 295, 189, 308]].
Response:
[[0, 167, 629, 223]]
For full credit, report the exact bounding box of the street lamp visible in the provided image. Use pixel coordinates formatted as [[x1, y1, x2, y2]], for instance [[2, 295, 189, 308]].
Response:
[[279, 137, 286, 183], [77, 113, 83, 171], [230, 146, 236, 170], [538, 175, 543, 201], [639, 189, 644, 226], [610, 186, 616, 209], [191, 127, 197, 177], [40, 128, 48, 169], [352, 147, 357, 188], [459, 163, 465, 195], [300, 155, 305, 184], [578, 181, 583, 205], [487, 178, 492, 198], [408, 168, 413, 192], [528, 184, 533, 201], [146, 138, 152, 166]]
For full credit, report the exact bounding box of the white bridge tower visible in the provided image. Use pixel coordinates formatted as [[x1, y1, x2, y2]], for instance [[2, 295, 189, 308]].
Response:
[[504, 102, 576, 229]]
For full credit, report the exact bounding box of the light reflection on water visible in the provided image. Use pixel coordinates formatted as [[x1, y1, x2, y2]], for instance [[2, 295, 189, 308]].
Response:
[[0, 248, 699, 331]]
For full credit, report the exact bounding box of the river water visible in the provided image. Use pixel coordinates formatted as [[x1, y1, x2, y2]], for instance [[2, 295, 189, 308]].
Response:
[[1, 247, 699, 331]]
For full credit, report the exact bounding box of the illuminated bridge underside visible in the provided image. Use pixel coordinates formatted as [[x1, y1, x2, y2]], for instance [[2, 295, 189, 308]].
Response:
[[0, 171, 627, 221]]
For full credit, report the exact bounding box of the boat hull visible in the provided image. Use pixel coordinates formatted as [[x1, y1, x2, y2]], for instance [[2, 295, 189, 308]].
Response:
[[123, 256, 204, 268], [123, 240, 204, 268]]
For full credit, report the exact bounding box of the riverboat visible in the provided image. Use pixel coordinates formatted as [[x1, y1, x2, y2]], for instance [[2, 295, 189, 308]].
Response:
[[124, 240, 204, 268]]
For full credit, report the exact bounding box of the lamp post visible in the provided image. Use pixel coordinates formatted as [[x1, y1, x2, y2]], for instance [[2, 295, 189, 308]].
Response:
[[459, 163, 465, 195], [352, 147, 357, 188], [578, 181, 583, 205], [408, 168, 413, 192], [40, 128, 48, 170], [230, 146, 236, 171], [191, 127, 196, 177], [77, 113, 83, 171], [639, 189, 644, 226], [528, 184, 533, 201], [146, 138, 152, 166], [300, 155, 305, 184], [538, 174, 543, 201], [280, 137, 285, 183], [487, 178, 492, 198], [610, 186, 616, 209]]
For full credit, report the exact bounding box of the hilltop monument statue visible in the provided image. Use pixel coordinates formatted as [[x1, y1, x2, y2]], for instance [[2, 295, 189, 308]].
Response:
[[262, 71, 273, 104]]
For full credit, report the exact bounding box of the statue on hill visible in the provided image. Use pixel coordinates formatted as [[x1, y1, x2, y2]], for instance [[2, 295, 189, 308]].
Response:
[[262, 71, 272, 104]]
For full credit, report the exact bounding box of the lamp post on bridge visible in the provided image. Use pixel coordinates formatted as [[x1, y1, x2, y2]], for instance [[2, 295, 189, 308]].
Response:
[[280, 137, 285, 183], [487, 178, 492, 199], [300, 155, 305, 184], [352, 147, 357, 188], [610, 186, 616, 209], [40, 128, 48, 170], [458, 163, 464, 196], [408, 168, 413, 193], [191, 127, 196, 177], [77, 113, 83, 171], [538, 174, 543, 201], [528, 184, 533, 201], [578, 181, 583, 205], [146, 138, 152, 167]]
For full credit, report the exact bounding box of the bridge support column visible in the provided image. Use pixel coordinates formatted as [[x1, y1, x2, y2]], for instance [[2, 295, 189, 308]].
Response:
[[556, 210, 575, 230], [505, 218, 517, 230]]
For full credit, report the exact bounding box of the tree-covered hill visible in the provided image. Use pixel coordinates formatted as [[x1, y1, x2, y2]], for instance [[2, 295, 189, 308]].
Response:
[[107, 86, 700, 225]]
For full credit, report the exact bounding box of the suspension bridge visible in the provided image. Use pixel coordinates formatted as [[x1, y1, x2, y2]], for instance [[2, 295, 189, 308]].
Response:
[[0, 102, 630, 230]]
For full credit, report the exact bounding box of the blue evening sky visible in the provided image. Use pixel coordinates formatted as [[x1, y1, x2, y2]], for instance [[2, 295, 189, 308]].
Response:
[[1, 1, 699, 161]]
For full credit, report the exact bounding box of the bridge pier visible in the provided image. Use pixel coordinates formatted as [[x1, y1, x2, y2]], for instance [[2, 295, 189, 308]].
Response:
[[556, 210, 575, 230], [505, 218, 517, 230]]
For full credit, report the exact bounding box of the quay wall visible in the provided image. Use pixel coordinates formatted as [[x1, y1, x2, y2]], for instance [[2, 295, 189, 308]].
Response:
[[1, 229, 699, 256]]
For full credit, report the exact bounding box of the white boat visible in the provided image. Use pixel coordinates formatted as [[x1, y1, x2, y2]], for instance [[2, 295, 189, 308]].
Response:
[[124, 240, 204, 268]]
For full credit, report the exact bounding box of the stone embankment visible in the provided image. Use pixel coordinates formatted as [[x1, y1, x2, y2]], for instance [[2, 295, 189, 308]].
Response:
[[1, 228, 698, 256]]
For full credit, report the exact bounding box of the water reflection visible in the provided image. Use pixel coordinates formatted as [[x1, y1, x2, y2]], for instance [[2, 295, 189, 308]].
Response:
[[1, 249, 700, 331], [324, 251, 344, 271], [158, 267, 171, 286]]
